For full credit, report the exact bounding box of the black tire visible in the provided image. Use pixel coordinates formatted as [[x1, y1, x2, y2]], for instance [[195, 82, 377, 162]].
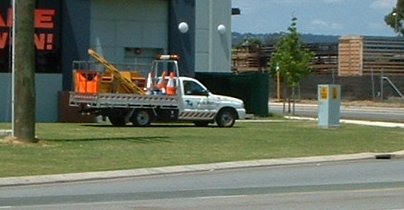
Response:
[[108, 116, 127, 126], [131, 109, 152, 127], [194, 121, 210, 127], [216, 109, 236, 128]]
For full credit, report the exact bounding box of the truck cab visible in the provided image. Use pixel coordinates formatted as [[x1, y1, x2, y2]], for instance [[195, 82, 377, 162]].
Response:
[[177, 77, 246, 127]]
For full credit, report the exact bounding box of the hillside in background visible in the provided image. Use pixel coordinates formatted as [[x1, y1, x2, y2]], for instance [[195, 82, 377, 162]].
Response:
[[232, 32, 339, 46]]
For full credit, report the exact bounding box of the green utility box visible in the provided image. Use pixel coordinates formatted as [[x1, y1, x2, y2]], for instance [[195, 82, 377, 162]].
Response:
[[196, 72, 269, 117], [318, 84, 341, 128]]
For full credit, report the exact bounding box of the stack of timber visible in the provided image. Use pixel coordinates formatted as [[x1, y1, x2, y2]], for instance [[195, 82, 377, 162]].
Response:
[[232, 47, 262, 72], [307, 43, 338, 75], [232, 43, 338, 75], [339, 35, 404, 76]]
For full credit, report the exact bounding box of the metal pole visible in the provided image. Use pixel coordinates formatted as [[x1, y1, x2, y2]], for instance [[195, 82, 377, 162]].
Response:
[[371, 68, 375, 101], [395, 12, 398, 34], [11, 0, 15, 136], [380, 69, 384, 101], [276, 70, 280, 101]]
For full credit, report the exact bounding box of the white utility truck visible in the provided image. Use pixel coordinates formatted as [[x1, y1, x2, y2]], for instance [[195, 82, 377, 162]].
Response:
[[69, 49, 246, 127]]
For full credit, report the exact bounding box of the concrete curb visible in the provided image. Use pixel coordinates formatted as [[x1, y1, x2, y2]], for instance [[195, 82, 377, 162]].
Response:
[[1, 152, 399, 187]]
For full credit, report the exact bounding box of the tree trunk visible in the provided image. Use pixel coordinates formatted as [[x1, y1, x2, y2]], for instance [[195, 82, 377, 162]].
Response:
[[292, 86, 296, 115], [287, 86, 291, 114], [282, 76, 287, 115], [13, 0, 37, 143]]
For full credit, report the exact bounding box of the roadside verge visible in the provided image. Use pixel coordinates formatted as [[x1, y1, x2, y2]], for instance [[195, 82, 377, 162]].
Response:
[[1, 151, 403, 187]]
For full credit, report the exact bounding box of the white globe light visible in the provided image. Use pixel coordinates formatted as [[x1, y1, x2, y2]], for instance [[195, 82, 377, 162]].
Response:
[[217, 24, 226, 34], [178, 22, 189, 33]]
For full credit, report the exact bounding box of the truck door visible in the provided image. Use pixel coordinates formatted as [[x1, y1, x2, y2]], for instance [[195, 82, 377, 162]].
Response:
[[179, 80, 216, 120]]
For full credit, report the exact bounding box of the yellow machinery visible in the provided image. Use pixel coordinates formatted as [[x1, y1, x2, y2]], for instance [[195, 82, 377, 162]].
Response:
[[88, 49, 145, 95]]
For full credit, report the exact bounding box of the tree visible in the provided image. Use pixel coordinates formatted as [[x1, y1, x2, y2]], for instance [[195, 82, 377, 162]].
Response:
[[385, 0, 404, 35], [235, 37, 262, 52], [13, 0, 37, 143], [269, 17, 314, 114]]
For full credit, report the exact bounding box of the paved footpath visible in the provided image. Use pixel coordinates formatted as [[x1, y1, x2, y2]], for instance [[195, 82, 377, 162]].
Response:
[[1, 118, 404, 187]]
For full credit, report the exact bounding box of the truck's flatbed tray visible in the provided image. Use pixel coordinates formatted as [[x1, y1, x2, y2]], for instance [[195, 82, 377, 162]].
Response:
[[69, 92, 180, 108]]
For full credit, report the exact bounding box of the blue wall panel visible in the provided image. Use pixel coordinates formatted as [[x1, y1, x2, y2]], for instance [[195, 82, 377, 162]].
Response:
[[0, 73, 62, 122]]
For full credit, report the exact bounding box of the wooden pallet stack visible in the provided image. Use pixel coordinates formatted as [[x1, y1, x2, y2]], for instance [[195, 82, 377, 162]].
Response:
[[339, 35, 404, 76], [307, 43, 338, 75], [231, 47, 260, 72], [232, 43, 338, 75]]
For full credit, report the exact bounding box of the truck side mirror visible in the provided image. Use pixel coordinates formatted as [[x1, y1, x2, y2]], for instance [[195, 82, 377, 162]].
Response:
[[201, 89, 209, 96]]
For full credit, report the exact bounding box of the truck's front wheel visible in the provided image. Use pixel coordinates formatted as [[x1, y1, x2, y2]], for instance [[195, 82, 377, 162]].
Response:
[[131, 109, 152, 127], [216, 109, 236, 128]]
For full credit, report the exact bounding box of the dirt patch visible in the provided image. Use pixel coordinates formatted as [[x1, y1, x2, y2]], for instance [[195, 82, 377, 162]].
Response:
[[0, 136, 40, 145]]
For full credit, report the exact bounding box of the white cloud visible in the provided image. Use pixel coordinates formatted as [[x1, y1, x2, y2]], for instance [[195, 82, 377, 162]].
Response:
[[370, 0, 395, 10], [311, 19, 343, 29]]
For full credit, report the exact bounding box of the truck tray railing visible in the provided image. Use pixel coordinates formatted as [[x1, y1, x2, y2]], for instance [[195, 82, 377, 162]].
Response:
[[69, 92, 180, 108]]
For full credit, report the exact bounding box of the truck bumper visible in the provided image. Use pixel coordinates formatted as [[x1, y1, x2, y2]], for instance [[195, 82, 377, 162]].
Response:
[[237, 108, 247, 120]]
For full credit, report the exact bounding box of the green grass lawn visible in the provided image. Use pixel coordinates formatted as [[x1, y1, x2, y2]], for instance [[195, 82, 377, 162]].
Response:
[[1, 120, 404, 177]]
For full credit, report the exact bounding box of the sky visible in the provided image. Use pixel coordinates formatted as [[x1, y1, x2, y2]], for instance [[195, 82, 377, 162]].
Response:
[[231, 0, 397, 36]]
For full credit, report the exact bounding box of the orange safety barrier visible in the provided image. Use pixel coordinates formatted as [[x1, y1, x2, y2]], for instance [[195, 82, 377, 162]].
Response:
[[74, 70, 100, 93]]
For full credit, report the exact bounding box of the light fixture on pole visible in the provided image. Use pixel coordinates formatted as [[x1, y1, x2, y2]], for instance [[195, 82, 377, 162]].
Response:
[[393, 12, 399, 34], [178, 22, 189, 34], [217, 24, 226, 34]]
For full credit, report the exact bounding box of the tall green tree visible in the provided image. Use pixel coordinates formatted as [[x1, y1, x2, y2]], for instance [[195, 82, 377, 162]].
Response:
[[385, 0, 404, 35], [269, 17, 314, 114]]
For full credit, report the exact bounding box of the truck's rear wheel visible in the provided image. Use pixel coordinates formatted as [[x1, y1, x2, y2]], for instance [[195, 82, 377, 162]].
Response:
[[108, 116, 127, 126], [131, 109, 152, 127], [216, 109, 236, 128]]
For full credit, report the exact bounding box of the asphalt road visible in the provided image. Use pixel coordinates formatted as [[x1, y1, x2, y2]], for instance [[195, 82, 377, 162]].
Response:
[[1, 159, 404, 209], [269, 102, 404, 122]]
